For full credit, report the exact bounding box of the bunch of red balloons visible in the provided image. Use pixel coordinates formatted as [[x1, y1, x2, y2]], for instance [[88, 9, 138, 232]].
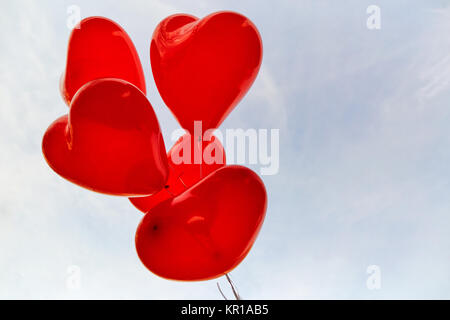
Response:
[[42, 11, 267, 281]]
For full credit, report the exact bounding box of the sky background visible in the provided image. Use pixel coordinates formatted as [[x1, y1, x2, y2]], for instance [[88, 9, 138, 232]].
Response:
[[1, 0, 450, 299]]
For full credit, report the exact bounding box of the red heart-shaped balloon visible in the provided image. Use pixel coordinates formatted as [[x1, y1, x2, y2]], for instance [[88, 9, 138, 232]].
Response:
[[43, 78, 168, 196], [151, 11, 263, 133], [61, 16, 146, 105], [135, 165, 267, 281], [130, 133, 226, 213]]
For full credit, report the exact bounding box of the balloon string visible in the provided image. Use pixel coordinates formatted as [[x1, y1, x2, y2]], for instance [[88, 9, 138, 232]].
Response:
[[164, 187, 174, 197], [198, 135, 203, 179], [216, 283, 228, 300], [178, 175, 188, 189], [226, 274, 241, 300], [217, 273, 241, 300], [164, 176, 187, 197]]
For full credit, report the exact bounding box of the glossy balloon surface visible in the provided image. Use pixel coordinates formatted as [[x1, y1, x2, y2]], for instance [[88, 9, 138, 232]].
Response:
[[43, 79, 168, 196], [151, 11, 263, 133], [61, 16, 146, 105], [130, 133, 226, 213], [135, 165, 267, 281]]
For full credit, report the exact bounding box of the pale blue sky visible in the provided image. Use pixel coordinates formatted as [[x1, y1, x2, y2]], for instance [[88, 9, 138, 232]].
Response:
[[1, 0, 450, 299]]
